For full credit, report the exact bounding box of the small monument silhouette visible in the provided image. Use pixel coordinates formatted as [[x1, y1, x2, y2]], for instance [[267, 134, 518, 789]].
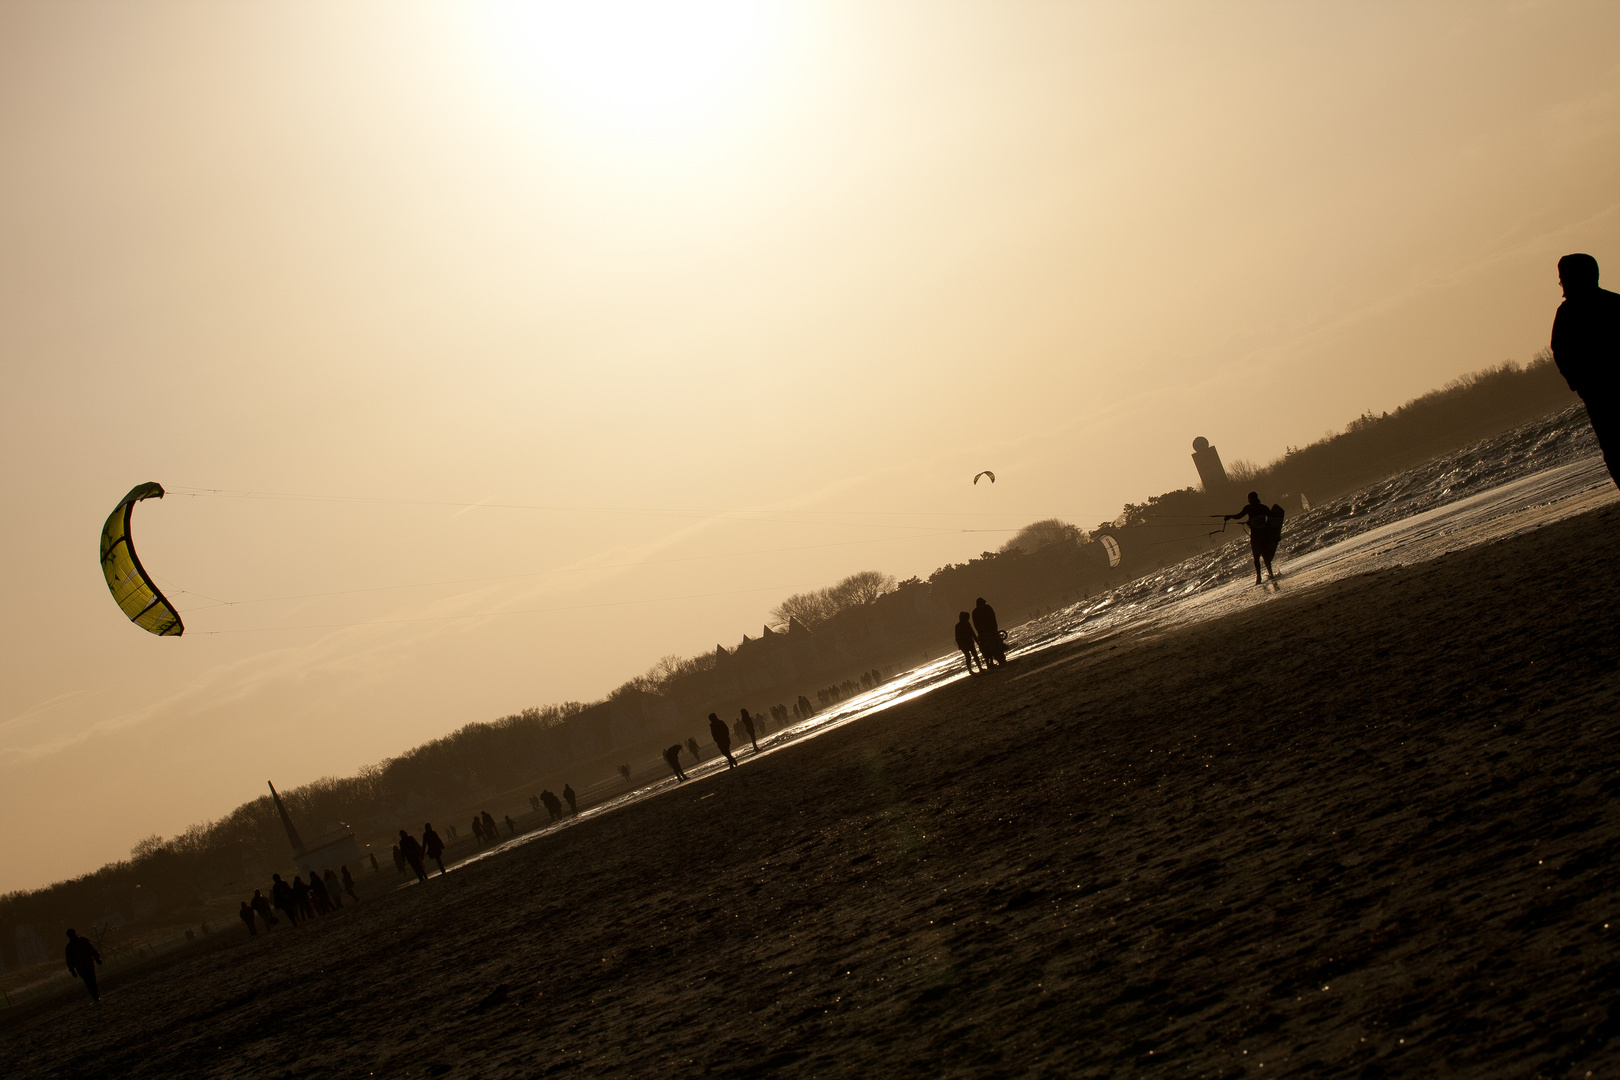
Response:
[[1191, 437, 1229, 494]]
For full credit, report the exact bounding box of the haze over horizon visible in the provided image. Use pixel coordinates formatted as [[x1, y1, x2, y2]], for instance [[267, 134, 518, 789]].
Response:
[[3, 0, 1618, 895]]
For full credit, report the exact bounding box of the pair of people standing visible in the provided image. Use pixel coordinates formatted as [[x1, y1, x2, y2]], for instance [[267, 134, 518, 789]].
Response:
[[398, 823, 446, 881], [954, 597, 1007, 674]]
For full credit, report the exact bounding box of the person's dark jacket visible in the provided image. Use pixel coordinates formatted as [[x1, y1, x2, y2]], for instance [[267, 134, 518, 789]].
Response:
[[708, 714, 732, 751], [271, 878, 295, 912], [971, 601, 999, 641], [954, 616, 978, 651], [1551, 287, 1620, 401], [65, 935, 101, 977], [422, 827, 445, 859], [398, 834, 425, 866]]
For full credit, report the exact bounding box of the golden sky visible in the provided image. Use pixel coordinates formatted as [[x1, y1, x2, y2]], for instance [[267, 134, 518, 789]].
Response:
[[2, 1, 1617, 893]]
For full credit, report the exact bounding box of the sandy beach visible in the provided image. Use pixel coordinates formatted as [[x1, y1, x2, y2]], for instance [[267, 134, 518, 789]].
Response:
[[8, 502, 1620, 1078]]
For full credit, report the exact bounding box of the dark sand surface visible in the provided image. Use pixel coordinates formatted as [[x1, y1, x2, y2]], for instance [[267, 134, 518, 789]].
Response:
[[9, 507, 1620, 1079]]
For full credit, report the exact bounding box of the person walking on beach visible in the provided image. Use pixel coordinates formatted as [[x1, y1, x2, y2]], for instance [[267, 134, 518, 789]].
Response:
[[64, 929, 103, 1003], [971, 598, 1007, 667], [398, 829, 428, 882], [481, 810, 499, 841], [421, 823, 447, 875], [504, 814, 517, 835], [250, 889, 278, 929], [541, 790, 563, 822], [1551, 253, 1620, 487], [562, 784, 578, 814], [341, 865, 359, 904], [239, 901, 258, 936], [324, 868, 345, 907], [740, 709, 759, 752], [291, 876, 314, 919], [1225, 492, 1275, 584], [471, 817, 486, 847], [663, 744, 688, 781], [955, 611, 986, 673], [308, 870, 332, 914], [709, 712, 737, 768], [271, 874, 299, 927]]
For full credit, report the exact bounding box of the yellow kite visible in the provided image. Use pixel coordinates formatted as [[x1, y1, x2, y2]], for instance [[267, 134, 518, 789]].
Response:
[[99, 482, 183, 636]]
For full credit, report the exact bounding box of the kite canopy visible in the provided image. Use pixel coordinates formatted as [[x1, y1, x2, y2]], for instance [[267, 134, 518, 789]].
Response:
[[973, 470, 996, 485], [1100, 534, 1122, 568], [99, 482, 183, 637]]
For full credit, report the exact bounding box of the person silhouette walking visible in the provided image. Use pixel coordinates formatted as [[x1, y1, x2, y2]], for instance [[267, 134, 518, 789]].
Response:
[[1551, 253, 1620, 487], [955, 612, 986, 673], [64, 929, 103, 1003], [271, 874, 299, 926], [708, 713, 737, 769], [663, 744, 688, 781], [739, 709, 759, 752], [397, 829, 428, 882], [250, 889, 278, 929], [562, 784, 577, 814], [421, 823, 447, 875]]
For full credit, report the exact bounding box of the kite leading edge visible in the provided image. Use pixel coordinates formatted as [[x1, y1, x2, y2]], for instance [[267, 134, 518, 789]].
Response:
[[99, 482, 183, 637]]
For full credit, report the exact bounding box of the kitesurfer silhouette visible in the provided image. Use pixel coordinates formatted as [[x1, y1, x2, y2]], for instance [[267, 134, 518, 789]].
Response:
[[1551, 253, 1620, 488], [663, 744, 688, 781], [1225, 492, 1275, 584]]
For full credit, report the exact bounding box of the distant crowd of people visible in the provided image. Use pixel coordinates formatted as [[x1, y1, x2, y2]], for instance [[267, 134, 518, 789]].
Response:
[[228, 861, 362, 950]]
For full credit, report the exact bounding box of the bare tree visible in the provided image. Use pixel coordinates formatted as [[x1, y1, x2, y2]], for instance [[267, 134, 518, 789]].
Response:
[[770, 570, 896, 629], [1001, 518, 1084, 554]]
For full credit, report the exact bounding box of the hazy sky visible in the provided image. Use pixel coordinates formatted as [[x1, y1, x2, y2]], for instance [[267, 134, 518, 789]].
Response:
[[3, 1, 1617, 894]]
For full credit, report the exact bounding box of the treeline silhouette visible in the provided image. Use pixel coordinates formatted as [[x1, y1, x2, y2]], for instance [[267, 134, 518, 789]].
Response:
[[0, 355, 1578, 967]]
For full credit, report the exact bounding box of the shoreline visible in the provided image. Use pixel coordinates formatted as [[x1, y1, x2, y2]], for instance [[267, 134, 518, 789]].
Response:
[[7, 502, 1620, 1076]]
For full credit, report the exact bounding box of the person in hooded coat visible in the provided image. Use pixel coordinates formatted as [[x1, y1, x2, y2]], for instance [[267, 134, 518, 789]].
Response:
[[1551, 253, 1620, 487]]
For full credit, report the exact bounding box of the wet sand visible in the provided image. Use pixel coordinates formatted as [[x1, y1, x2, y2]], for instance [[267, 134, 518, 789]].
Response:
[[9, 505, 1620, 1078]]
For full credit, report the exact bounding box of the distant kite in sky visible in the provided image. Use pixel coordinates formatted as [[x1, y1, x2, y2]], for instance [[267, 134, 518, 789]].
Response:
[[99, 482, 183, 636], [973, 471, 996, 485]]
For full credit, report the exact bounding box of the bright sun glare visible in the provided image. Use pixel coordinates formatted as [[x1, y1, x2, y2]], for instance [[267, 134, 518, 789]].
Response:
[[487, 1, 783, 146]]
